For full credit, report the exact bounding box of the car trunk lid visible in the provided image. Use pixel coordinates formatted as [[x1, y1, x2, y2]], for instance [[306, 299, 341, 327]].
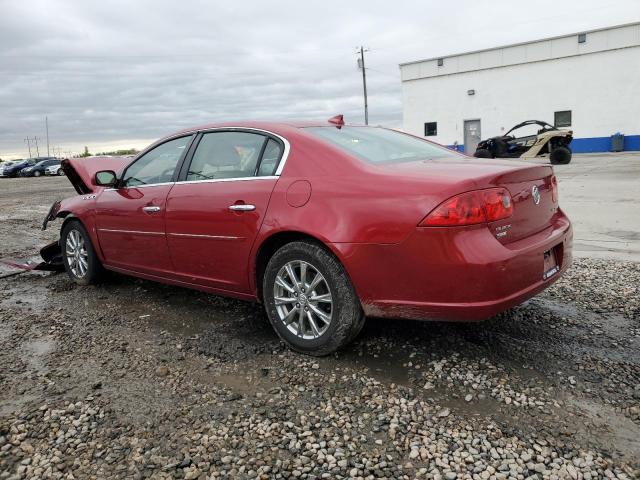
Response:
[[62, 156, 131, 194], [373, 158, 558, 242]]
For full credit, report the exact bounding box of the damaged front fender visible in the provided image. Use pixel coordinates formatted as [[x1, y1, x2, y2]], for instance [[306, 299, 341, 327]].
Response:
[[39, 241, 65, 271], [42, 200, 62, 231]]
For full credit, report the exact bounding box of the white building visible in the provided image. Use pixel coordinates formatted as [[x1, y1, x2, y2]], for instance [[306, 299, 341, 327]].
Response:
[[400, 22, 640, 154]]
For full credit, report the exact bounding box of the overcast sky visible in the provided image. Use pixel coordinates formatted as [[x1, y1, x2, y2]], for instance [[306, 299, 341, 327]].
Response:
[[1, 0, 638, 158]]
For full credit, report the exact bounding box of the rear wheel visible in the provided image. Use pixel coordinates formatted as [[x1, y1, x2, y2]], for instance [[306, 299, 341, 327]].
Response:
[[61, 220, 104, 285], [33, 170, 42, 177], [57, 168, 64, 176], [263, 241, 364, 356], [550, 146, 572, 165], [474, 148, 492, 158]]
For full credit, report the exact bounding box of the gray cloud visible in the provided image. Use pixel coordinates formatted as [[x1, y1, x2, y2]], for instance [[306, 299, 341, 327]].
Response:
[[1, 0, 638, 157]]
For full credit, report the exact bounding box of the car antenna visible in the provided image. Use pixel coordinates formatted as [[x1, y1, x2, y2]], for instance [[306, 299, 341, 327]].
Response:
[[328, 114, 345, 129]]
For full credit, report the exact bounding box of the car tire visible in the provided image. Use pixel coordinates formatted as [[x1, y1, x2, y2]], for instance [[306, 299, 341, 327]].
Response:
[[61, 220, 104, 286], [263, 241, 364, 356], [57, 168, 64, 176], [550, 146, 572, 165], [474, 148, 492, 158], [33, 170, 41, 177]]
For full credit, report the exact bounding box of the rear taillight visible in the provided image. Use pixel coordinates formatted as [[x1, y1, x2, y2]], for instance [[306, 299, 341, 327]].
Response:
[[419, 188, 513, 227], [550, 175, 558, 203]]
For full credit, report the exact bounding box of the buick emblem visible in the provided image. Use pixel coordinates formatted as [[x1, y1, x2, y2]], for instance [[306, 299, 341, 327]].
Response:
[[531, 185, 541, 205]]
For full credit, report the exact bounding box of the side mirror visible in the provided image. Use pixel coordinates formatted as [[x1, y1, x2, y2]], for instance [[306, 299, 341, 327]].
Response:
[[95, 170, 117, 187]]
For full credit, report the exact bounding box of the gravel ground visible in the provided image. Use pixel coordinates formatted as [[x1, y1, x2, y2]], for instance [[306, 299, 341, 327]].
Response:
[[0, 176, 639, 479]]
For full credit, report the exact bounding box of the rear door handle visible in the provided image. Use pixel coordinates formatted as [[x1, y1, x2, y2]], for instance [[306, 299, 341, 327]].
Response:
[[143, 206, 161, 213], [228, 204, 255, 212]]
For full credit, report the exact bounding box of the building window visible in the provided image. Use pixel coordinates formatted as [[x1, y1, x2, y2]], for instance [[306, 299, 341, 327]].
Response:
[[554, 110, 572, 127], [437, 58, 444, 67], [578, 33, 586, 43], [424, 122, 437, 136]]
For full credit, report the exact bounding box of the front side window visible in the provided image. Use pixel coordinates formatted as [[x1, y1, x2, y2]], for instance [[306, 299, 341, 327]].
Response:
[[187, 131, 267, 181], [305, 126, 461, 165], [123, 135, 191, 187]]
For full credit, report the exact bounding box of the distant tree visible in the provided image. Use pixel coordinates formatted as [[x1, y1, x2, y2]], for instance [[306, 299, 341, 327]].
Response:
[[79, 146, 91, 158], [95, 148, 139, 156]]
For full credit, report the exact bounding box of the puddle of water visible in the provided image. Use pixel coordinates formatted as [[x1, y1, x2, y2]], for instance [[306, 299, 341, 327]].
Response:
[[0, 280, 50, 312], [24, 335, 55, 374], [568, 396, 640, 463], [0, 321, 15, 342], [0, 394, 39, 417], [325, 348, 412, 386]]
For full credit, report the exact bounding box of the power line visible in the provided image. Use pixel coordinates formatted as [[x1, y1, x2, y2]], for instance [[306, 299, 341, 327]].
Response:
[[24, 138, 32, 157], [46, 116, 50, 157]]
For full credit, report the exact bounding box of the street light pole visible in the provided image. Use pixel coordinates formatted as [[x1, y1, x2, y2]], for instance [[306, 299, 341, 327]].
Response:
[[357, 46, 369, 125]]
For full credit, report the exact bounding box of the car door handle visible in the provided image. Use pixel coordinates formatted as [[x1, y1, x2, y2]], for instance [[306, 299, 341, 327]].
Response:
[[228, 204, 255, 212], [142, 206, 161, 213]]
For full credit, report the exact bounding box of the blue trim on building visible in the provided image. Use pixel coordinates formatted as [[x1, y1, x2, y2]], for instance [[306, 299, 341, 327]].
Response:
[[447, 135, 640, 154]]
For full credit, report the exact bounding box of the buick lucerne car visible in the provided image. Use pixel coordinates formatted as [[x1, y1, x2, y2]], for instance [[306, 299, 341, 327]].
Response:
[[41, 117, 572, 355]]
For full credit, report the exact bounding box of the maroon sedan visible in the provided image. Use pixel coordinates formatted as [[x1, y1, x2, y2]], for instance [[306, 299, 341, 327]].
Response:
[[42, 116, 572, 355]]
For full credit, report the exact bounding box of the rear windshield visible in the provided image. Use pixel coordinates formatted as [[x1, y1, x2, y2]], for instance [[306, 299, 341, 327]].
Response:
[[305, 126, 461, 164]]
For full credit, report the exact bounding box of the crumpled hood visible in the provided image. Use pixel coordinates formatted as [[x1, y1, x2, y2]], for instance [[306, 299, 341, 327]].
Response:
[[62, 156, 131, 194]]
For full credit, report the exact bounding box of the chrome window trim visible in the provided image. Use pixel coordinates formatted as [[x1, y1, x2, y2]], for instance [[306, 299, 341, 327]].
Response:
[[174, 175, 278, 186], [104, 181, 175, 192], [102, 127, 290, 191]]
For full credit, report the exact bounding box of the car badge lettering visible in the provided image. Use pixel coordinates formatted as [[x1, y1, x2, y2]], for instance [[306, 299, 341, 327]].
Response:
[[531, 185, 541, 205]]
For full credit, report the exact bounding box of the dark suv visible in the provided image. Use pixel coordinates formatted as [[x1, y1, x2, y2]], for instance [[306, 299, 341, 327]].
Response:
[[19, 157, 61, 177], [0, 158, 36, 177]]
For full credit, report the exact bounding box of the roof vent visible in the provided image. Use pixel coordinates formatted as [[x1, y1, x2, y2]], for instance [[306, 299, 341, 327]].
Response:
[[328, 114, 345, 128]]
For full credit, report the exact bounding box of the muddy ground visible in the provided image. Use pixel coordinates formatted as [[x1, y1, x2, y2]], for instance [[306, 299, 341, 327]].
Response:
[[0, 176, 638, 479]]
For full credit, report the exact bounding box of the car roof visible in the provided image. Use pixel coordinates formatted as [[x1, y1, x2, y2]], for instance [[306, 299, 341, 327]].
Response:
[[165, 119, 369, 138]]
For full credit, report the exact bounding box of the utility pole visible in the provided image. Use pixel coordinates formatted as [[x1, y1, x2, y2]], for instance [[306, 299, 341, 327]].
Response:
[[357, 46, 369, 125], [24, 137, 33, 158], [45, 116, 50, 156], [33, 137, 40, 157]]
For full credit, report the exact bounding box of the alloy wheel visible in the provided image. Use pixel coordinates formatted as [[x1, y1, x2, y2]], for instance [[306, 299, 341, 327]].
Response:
[[273, 260, 333, 339], [65, 229, 89, 277]]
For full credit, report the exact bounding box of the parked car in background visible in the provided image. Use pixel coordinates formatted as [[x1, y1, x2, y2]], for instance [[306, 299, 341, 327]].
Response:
[[45, 162, 65, 176], [0, 158, 36, 177], [41, 117, 572, 356], [474, 120, 573, 164], [19, 157, 60, 177]]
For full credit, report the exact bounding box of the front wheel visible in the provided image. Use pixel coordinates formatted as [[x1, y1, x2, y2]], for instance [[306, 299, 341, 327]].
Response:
[[33, 170, 42, 177], [57, 168, 64, 176], [263, 241, 364, 356], [61, 220, 104, 285], [550, 146, 572, 165]]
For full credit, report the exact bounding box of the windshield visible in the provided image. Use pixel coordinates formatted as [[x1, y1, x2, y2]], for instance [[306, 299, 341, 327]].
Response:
[[305, 126, 461, 164]]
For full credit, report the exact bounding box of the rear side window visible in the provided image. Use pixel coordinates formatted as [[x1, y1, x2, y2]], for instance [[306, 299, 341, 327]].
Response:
[[257, 138, 283, 176], [187, 132, 267, 181], [305, 126, 460, 165]]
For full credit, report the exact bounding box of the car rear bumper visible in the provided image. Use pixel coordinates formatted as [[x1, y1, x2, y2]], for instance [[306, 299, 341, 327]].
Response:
[[332, 210, 572, 321]]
